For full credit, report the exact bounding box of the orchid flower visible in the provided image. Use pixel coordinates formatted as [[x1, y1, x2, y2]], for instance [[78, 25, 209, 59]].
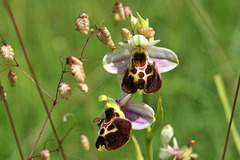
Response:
[[103, 13, 179, 94], [159, 124, 198, 160], [94, 94, 155, 151]]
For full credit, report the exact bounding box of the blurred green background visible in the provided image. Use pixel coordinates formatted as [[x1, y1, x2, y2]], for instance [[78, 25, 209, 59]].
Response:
[[0, 0, 240, 159]]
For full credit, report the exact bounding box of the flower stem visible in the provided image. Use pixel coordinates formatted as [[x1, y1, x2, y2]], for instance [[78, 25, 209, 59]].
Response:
[[132, 135, 144, 160], [142, 95, 164, 160], [145, 127, 153, 160], [142, 94, 153, 160]]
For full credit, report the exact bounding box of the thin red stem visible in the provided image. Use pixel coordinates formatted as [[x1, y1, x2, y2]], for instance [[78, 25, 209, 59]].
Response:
[[28, 96, 60, 159], [79, 26, 97, 60], [222, 74, 240, 160], [81, 57, 103, 61]]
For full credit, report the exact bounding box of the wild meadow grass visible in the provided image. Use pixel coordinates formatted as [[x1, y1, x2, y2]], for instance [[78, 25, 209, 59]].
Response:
[[0, 0, 239, 159]]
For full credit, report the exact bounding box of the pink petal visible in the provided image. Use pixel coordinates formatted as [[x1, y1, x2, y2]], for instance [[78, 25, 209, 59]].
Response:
[[103, 48, 131, 74], [123, 100, 155, 130], [148, 46, 179, 73]]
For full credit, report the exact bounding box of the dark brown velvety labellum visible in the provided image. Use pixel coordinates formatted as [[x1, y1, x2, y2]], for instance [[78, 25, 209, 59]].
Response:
[[95, 117, 132, 151], [121, 61, 162, 94], [95, 106, 132, 151]]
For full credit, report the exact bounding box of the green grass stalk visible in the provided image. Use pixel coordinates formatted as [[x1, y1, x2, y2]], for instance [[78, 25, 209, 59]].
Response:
[[214, 74, 240, 158]]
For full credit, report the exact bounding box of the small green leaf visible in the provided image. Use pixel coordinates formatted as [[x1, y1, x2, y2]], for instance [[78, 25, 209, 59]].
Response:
[[147, 96, 163, 139], [132, 135, 144, 160]]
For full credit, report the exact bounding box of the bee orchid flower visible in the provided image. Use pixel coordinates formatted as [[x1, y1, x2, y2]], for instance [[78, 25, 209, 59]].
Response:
[[94, 94, 155, 151], [103, 13, 179, 94]]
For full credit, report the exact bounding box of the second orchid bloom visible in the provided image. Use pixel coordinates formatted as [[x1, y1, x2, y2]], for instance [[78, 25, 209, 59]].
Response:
[[94, 94, 155, 151]]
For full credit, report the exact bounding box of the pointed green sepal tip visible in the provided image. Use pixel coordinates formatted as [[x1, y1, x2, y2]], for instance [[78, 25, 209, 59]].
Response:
[[130, 12, 149, 34], [136, 12, 149, 28], [130, 14, 137, 31]]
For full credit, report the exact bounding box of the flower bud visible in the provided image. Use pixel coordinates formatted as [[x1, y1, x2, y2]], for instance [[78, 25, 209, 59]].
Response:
[[58, 83, 71, 100], [0, 84, 7, 101], [77, 82, 88, 92], [96, 27, 115, 50], [75, 13, 90, 36], [8, 70, 17, 87], [0, 44, 14, 61], [161, 124, 174, 148], [39, 149, 50, 160], [80, 134, 90, 152], [121, 28, 132, 40], [114, 2, 125, 20], [124, 6, 132, 17], [139, 27, 155, 39]]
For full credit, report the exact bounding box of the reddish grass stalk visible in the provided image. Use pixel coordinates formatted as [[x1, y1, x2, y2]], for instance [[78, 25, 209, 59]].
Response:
[[222, 74, 240, 160], [1, 86, 24, 160], [28, 97, 59, 159], [3, 0, 66, 159], [79, 28, 97, 60]]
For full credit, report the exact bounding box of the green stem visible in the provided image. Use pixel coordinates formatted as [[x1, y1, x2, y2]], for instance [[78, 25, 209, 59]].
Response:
[[142, 95, 164, 160], [145, 127, 153, 160], [142, 94, 152, 160], [142, 94, 149, 105]]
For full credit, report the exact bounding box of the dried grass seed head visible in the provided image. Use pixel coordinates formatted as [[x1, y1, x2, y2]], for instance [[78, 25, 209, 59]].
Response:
[[58, 83, 71, 100], [0, 84, 7, 101], [8, 70, 17, 87], [121, 28, 132, 40], [114, 13, 121, 25], [0, 44, 14, 61], [75, 13, 90, 36], [139, 27, 155, 40], [96, 27, 115, 50], [66, 56, 81, 65], [78, 82, 88, 92], [71, 64, 86, 83], [39, 149, 50, 160], [66, 56, 86, 82], [114, 2, 125, 20], [80, 134, 90, 152], [124, 6, 132, 17]]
